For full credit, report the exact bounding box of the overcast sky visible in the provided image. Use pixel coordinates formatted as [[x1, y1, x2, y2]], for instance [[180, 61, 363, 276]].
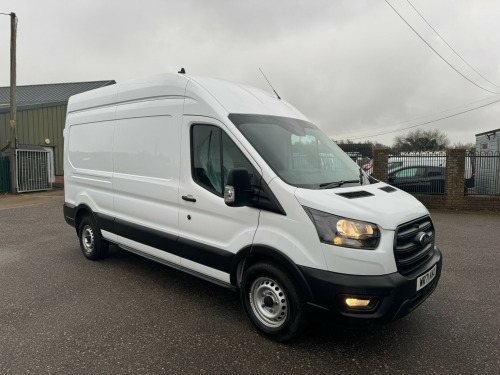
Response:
[[1, 0, 499, 146]]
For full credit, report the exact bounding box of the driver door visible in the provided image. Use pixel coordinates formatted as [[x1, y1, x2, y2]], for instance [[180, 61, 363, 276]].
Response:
[[177, 117, 261, 283]]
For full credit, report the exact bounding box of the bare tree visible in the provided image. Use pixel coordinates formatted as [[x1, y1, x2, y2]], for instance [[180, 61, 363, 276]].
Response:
[[393, 129, 449, 152]]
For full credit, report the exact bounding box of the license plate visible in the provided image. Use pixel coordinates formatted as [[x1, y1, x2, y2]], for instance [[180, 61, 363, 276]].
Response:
[[416, 265, 437, 291]]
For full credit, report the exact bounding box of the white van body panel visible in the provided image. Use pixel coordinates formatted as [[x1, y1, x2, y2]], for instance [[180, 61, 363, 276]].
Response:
[[255, 178, 404, 276], [65, 73, 429, 277], [67, 84, 118, 113], [178, 115, 261, 259], [112, 97, 184, 238], [65, 109, 115, 220], [320, 231, 397, 275], [116, 74, 188, 102], [252, 177, 327, 270], [186, 77, 308, 120], [294, 183, 428, 231], [64, 73, 442, 332]]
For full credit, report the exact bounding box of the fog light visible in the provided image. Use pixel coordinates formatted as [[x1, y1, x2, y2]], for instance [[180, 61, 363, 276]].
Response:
[[345, 298, 371, 307]]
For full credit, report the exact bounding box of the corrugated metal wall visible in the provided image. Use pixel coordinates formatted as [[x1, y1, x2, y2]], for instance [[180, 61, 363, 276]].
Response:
[[0, 105, 66, 175]]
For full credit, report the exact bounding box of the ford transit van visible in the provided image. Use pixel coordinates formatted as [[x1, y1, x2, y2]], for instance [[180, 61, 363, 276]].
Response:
[[63, 73, 442, 341]]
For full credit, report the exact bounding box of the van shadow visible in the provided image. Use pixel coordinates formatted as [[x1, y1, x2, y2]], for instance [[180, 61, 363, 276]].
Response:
[[103, 245, 422, 350]]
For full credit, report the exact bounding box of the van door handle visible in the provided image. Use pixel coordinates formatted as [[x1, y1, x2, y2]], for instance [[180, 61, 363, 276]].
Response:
[[182, 195, 196, 203]]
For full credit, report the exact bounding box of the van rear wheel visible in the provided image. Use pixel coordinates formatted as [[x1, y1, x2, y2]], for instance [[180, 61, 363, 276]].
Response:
[[78, 215, 109, 260], [241, 262, 307, 341]]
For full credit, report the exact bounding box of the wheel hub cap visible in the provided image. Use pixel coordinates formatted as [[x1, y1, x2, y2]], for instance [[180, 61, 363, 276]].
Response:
[[82, 225, 95, 253], [249, 277, 288, 328]]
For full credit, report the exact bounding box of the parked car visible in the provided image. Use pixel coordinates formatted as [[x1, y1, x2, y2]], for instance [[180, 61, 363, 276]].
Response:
[[363, 159, 405, 175], [388, 166, 446, 194], [366, 155, 474, 188]]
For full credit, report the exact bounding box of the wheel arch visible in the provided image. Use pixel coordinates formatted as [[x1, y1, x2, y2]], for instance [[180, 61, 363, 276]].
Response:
[[231, 245, 315, 304], [74, 204, 99, 235]]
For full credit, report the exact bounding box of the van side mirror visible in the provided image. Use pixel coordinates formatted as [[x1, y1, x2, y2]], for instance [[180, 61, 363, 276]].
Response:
[[224, 168, 252, 207]]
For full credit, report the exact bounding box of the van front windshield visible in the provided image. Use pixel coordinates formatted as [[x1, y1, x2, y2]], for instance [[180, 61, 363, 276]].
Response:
[[229, 114, 374, 189]]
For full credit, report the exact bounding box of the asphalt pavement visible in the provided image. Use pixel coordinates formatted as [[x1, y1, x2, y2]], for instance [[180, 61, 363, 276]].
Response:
[[0, 194, 498, 374]]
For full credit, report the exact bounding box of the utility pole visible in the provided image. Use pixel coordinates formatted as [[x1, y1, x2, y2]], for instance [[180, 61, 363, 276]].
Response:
[[9, 12, 17, 194]]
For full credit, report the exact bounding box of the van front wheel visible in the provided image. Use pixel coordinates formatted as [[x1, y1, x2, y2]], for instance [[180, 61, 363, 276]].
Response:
[[241, 262, 307, 341], [78, 215, 109, 260]]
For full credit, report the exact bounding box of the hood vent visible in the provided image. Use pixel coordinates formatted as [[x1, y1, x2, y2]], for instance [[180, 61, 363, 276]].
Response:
[[336, 191, 374, 199], [379, 186, 397, 193]]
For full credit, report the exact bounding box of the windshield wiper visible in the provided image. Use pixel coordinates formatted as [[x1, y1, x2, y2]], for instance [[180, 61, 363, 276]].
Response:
[[319, 180, 361, 189]]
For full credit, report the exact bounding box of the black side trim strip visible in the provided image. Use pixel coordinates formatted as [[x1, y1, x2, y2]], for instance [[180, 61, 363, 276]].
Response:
[[95, 212, 115, 233], [115, 242, 236, 291], [114, 218, 178, 249], [177, 237, 234, 273], [63, 203, 76, 227], [113, 218, 234, 274], [68, 206, 235, 275]]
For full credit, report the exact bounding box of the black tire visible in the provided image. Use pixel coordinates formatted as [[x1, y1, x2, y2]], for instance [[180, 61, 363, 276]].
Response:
[[78, 215, 109, 260], [240, 262, 307, 342]]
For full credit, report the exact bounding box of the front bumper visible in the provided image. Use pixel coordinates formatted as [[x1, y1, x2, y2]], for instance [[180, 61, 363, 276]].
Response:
[[300, 246, 442, 325]]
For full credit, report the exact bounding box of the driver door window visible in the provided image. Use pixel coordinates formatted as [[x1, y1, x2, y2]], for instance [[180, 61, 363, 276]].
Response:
[[191, 125, 253, 196]]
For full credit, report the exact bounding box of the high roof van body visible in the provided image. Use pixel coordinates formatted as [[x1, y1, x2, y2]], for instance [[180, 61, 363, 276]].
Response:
[[63, 73, 442, 341]]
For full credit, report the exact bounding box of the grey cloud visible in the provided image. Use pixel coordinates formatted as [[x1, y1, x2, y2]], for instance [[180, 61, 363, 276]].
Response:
[[1, 0, 499, 145]]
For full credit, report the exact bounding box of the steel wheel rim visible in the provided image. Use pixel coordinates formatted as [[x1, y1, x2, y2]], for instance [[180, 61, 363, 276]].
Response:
[[249, 277, 288, 328], [82, 225, 95, 253]]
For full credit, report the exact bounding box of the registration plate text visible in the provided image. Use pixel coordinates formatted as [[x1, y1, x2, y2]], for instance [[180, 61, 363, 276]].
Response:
[[416, 265, 437, 291]]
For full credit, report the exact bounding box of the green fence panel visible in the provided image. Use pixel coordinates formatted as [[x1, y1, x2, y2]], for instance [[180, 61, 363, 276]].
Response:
[[0, 156, 10, 194]]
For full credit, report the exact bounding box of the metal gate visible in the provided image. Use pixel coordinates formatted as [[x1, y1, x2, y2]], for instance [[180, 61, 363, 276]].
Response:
[[16, 146, 52, 193]]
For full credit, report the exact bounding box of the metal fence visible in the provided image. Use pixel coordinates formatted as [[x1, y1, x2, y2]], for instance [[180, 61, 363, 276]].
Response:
[[16, 149, 52, 193], [0, 156, 10, 194], [466, 151, 500, 196], [387, 153, 447, 195], [336, 143, 373, 169]]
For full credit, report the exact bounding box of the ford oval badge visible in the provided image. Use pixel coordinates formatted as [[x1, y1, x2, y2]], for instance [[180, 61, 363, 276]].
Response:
[[419, 232, 431, 246]]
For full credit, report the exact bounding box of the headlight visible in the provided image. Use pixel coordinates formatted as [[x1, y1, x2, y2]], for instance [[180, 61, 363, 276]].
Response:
[[304, 207, 380, 249]]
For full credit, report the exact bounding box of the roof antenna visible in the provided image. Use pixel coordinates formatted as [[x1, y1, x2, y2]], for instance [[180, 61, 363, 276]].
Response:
[[178, 68, 186, 74], [259, 68, 281, 100]]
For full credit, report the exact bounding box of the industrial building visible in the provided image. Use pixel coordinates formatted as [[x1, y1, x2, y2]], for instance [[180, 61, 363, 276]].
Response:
[[0, 80, 115, 192]]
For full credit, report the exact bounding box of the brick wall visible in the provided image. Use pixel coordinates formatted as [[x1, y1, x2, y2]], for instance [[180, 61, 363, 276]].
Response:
[[372, 148, 500, 211], [372, 149, 388, 182]]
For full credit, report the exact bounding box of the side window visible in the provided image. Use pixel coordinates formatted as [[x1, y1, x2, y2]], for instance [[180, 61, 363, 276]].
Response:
[[191, 125, 254, 196], [415, 167, 426, 177], [395, 167, 418, 178], [221, 132, 254, 187], [192, 125, 222, 194]]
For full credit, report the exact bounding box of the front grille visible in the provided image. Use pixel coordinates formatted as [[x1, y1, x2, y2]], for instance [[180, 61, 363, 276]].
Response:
[[394, 216, 435, 276]]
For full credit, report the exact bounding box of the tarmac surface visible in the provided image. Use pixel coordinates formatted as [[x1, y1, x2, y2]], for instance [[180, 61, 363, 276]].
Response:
[[0, 190, 499, 374], [0, 187, 64, 210]]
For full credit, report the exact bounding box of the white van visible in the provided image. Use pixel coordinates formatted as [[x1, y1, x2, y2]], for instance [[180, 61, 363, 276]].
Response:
[[63, 73, 442, 341]]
